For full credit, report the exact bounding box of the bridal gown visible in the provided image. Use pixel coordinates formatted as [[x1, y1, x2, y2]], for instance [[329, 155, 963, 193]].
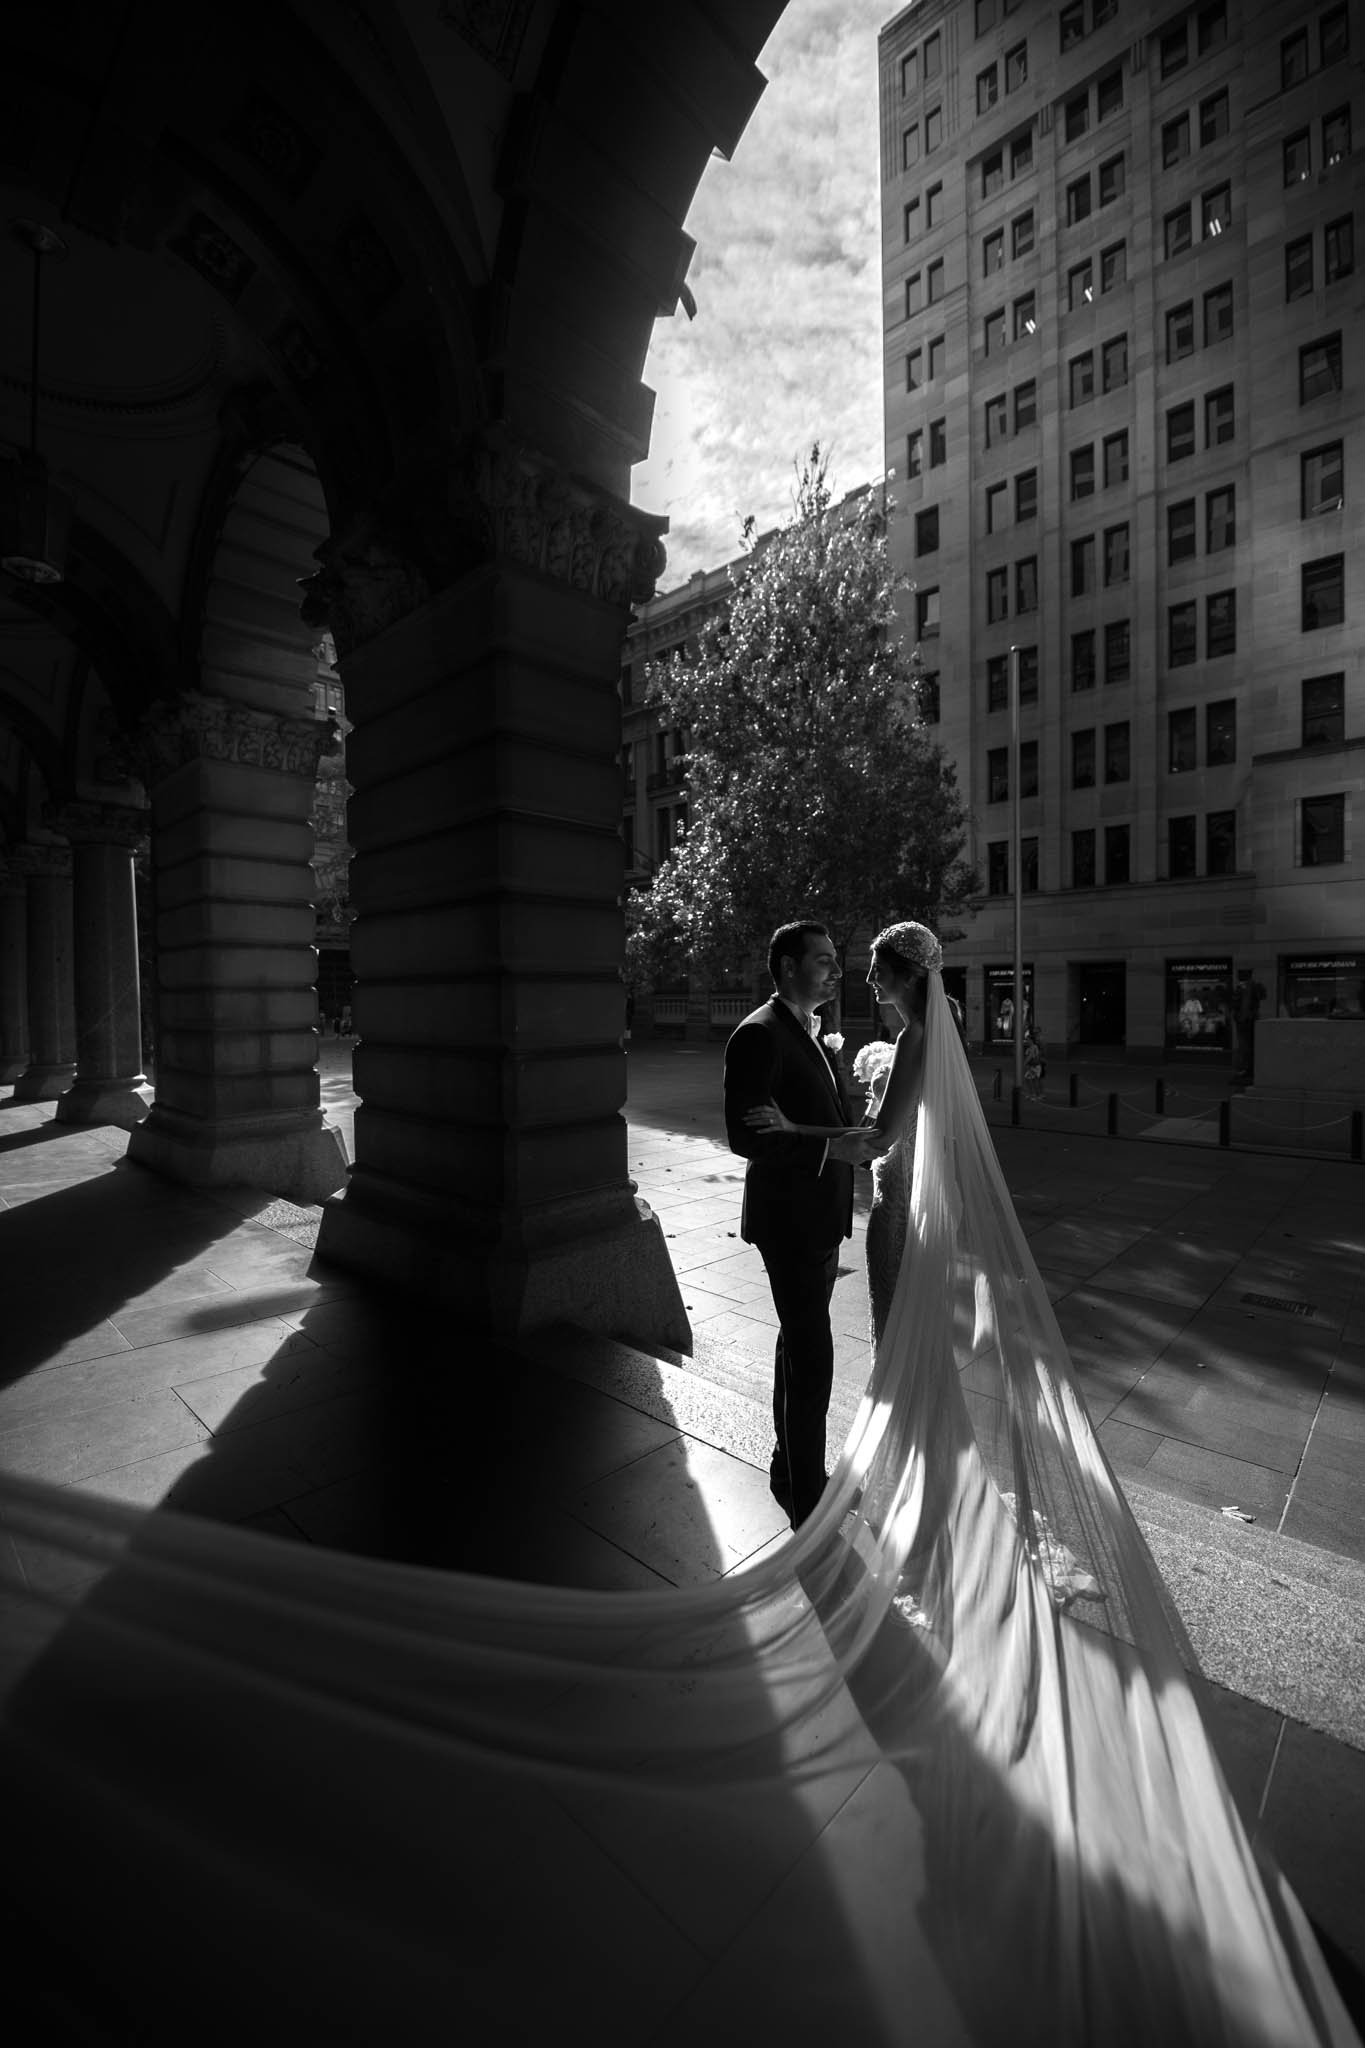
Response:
[[0, 970, 1357, 2044]]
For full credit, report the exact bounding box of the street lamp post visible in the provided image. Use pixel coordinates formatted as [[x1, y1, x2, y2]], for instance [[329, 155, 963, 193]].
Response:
[[1009, 642, 1024, 1094]]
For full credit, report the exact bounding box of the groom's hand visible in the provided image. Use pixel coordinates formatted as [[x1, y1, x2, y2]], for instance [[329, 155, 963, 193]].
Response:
[[828, 1128, 877, 1165]]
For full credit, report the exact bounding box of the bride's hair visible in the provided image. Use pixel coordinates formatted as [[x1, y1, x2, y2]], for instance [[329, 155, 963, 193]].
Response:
[[872, 940, 930, 1023]]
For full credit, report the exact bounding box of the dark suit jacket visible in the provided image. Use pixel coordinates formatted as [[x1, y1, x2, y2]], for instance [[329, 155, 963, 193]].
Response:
[[724, 999, 856, 1255]]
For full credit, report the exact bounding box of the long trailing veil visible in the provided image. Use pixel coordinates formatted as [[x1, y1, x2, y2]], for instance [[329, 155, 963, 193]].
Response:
[[0, 972, 1357, 2045]]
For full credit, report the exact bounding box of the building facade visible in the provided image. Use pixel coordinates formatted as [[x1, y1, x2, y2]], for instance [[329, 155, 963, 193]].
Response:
[[880, 0, 1363, 1056]]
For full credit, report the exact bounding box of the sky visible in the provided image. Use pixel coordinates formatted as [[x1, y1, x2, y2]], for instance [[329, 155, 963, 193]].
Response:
[[631, 0, 896, 590]]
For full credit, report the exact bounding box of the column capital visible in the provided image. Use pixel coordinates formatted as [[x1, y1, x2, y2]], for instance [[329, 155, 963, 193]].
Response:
[[139, 692, 337, 786], [45, 799, 150, 849], [10, 842, 72, 881], [474, 431, 668, 608]]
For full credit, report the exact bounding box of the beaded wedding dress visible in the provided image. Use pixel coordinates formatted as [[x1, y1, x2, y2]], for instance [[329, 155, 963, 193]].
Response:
[[0, 967, 1357, 2045]]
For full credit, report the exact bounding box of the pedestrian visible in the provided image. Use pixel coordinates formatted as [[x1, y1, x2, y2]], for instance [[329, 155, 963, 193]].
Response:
[[1022, 1021, 1046, 1100]]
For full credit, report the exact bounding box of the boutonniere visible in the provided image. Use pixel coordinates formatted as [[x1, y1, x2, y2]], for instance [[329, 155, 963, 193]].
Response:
[[822, 1032, 845, 1055]]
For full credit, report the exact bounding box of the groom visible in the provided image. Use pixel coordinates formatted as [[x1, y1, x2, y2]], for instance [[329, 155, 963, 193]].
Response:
[[724, 922, 874, 1527]]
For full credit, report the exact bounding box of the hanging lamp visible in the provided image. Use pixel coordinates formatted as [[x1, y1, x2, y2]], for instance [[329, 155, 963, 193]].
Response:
[[0, 218, 73, 585]]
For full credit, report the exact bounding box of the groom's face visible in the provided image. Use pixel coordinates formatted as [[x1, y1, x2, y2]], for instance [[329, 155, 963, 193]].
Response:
[[786, 932, 841, 1014]]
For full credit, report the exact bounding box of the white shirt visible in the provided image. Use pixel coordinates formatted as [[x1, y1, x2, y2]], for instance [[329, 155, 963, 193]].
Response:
[[775, 997, 832, 1171]]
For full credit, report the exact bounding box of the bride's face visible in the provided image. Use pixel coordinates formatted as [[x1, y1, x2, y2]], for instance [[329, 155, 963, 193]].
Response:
[[868, 952, 911, 1009]]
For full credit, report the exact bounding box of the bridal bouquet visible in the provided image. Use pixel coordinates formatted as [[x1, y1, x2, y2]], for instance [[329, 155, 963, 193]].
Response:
[[851, 1039, 895, 1115]]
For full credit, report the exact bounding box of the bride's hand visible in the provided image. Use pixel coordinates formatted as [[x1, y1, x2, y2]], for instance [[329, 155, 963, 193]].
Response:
[[745, 1102, 795, 1135]]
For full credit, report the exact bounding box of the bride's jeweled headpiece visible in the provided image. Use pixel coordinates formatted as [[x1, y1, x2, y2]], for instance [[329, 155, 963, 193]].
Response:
[[871, 920, 943, 974]]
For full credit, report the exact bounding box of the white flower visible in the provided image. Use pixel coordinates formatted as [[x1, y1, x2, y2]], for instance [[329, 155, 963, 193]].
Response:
[[851, 1041, 896, 1085], [823, 1032, 844, 1054]]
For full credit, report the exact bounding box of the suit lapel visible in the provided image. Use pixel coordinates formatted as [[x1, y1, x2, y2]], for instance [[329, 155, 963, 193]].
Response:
[[771, 1000, 844, 1119]]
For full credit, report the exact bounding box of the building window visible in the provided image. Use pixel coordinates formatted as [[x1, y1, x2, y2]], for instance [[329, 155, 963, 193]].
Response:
[[1072, 828, 1096, 888], [906, 348, 923, 391], [986, 480, 1008, 532], [1301, 333, 1343, 401], [1286, 236, 1314, 300], [988, 841, 1010, 893], [978, 64, 1000, 114], [1099, 154, 1125, 205], [1105, 823, 1131, 884], [917, 670, 941, 723], [985, 395, 1007, 447], [1164, 206, 1192, 259], [1285, 130, 1312, 186], [1072, 728, 1096, 789], [1069, 351, 1094, 406], [1206, 486, 1236, 553], [906, 272, 924, 319], [1202, 186, 1230, 238], [1018, 646, 1039, 702], [1012, 211, 1035, 258], [917, 586, 941, 637], [987, 567, 1009, 622], [1101, 242, 1126, 293], [907, 429, 923, 477], [1201, 90, 1230, 145], [1072, 629, 1096, 691], [1065, 92, 1090, 144], [1303, 673, 1345, 746], [1069, 259, 1094, 310], [1016, 556, 1038, 614], [1302, 555, 1345, 629], [1060, 2, 1085, 50], [1015, 468, 1038, 520], [987, 655, 1009, 711], [1103, 431, 1129, 489], [1321, 7, 1349, 63], [1169, 815, 1197, 878], [1198, 2, 1227, 53], [1102, 335, 1128, 390], [1326, 215, 1355, 283], [1163, 115, 1191, 168], [976, 0, 998, 31], [988, 746, 1010, 803], [1301, 794, 1345, 865], [1323, 107, 1352, 167], [928, 258, 945, 303], [903, 126, 921, 170], [1169, 707, 1197, 774], [1104, 720, 1130, 783], [1204, 284, 1234, 344], [1104, 525, 1130, 586], [1168, 499, 1196, 564], [901, 48, 919, 95], [1067, 176, 1092, 227], [1282, 29, 1309, 88], [1006, 42, 1028, 92], [982, 149, 1004, 198], [1160, 25, 1188, 77], [929, 334, 946, 379], [1071, 445, 1096, 500], [1166, 301, 1195, 361], [916, 507, 940, 555], [1014, 379, 1037, 430], [1071, 536, 1095, 596], [1303, 442, 1345, 517], [1169, 601, 1198, 665], [1206, 810, 1237, 875], [904, 198, 921, 243], [983, 228, 1005, 276], [1020, 739, 1039, 799], [985, 309, 1006, 354], [924, 31, 942, 80], [1097, 68, 1123, 121], [1206, 589, 1237, 657], [1206, 386, 1235, 446], [926, 183, 944, 228], [1013, 292, 1037, 339], [1167, 403, 1196, 462], [927, 420, 947, 467], [1207, 698, 1237, 765], [1010, 131, 1033, 178], [1105, 619, 1130, 684]]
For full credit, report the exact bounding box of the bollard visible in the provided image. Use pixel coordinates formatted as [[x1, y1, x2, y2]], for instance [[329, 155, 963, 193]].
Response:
[[1218, 1100, 1230, 1147], [1352, 1109, 1363, 1163], [1011, 1084, 1022, 1127], [993, 1068, 1003, 1101], [1106, 1092, 1118, 1136], [1068, 1072, 1079, 1108], [1155, 1078, 1165, 1115]]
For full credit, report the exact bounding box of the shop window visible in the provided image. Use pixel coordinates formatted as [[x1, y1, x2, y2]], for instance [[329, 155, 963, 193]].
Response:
[[1104, 720, 1130, 783], [1012, 211, 1035, 258], [1326, 215, 1354, 283], [1283, 951, 1364, 1016], [1301, 794, 1346, 865], [1206, 486, 1236, 553], [1072, 829, 1096, 889], [1163, 116, 1191, 169], [1200, 90, 1230, 145], [1303, 673, 1345, 746], [1169, 601, 1197, 666], [1164, 206, 1192, 259], [1285, 130, 1312, 186], [1169, 707, 1197, 774], [1105, 823, 1131, 884], [1014, 379, 1037, 430], [1302, 554, 1344, 629], [988, 841, 1010, 893], [1071, 445, 1096, 500], [1168, 957, 1231, 1045], [1166, 301, 1195, 362], [1072, 629, 1096, 691], [987, 746, 1010, 803], [1167, 403, 1195, 462], [1286, 235, 1314, 300], [1205, 386, 1235, 446], [1204, 284, 1234, 344], [1099, 154, 1125, 205], [1016, 557, 1038, 614], [1072, 727, 1096, 788], [1169, 816, 1197, 878], [1069, 259, 1094, 311], [1071, 535, 1095, 596], [1303, 442, 1345, 517], [930, 418, 947, 466], [1105, 619, 1130, 684], [1015, 468, 1037, 519], [987, 567, 1009, 622], [1104, 523, 1129, 585], [915, 507, 940, 556], [986, 480, 1008, 532], [1206, 590, 1237, 657], [1168, 500, 1196, 564], [1102, 335, 1127, 390], [1300, 333, 1342, 401], [1282, 29, 1309, 88]]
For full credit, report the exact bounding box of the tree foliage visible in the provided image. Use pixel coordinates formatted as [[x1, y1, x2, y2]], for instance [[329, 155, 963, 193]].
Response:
[[626, 450, 977, 990]]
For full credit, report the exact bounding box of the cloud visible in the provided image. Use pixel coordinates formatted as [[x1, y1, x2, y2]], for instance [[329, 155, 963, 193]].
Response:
[[632, 0, 889, 590]]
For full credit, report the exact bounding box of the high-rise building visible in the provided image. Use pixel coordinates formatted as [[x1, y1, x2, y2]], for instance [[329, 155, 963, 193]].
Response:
[[879, 0, 1362, 1057]]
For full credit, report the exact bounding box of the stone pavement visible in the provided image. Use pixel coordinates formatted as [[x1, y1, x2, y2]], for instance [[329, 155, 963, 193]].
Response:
[[0, 1044, 1362, 2008]]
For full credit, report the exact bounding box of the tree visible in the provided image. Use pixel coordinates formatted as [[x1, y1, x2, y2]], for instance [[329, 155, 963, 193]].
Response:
[[626, 449, 977, 995]]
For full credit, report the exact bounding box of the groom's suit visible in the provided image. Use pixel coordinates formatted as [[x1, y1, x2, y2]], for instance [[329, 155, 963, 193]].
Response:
[[724, 998, 858, 1525]]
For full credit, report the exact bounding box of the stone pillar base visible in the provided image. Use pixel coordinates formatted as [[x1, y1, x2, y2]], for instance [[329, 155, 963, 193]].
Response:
[[127, 1104, 349, 1203], [316, 1179, 692, 1355], [11, 1062, 76, 1103], [0, 1055, 28, 1085], [55, 1078, 151, 1130]]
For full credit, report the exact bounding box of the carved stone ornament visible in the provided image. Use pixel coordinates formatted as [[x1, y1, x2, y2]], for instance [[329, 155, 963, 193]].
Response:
[[138, 693, 338, 785], [11, 842, 73, 881], [44, 800, 150, 849], [299, 539, 433, 661], [477, 437, 668, 608]]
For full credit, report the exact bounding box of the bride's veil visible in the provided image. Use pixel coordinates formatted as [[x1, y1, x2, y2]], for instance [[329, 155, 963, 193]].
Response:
[[0, 972, 1356, 2044]]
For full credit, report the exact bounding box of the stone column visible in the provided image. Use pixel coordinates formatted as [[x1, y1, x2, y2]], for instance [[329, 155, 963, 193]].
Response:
[[126, 694, 348, 1202], [0, 864, 29, 1084], [307, 438, 688, 1351], [11, 846, 77, 1102], [51, 801, 150, 1130]]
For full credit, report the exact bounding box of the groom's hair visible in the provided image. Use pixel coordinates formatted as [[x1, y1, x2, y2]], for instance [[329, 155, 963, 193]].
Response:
[[768, 921, 828, 985]]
